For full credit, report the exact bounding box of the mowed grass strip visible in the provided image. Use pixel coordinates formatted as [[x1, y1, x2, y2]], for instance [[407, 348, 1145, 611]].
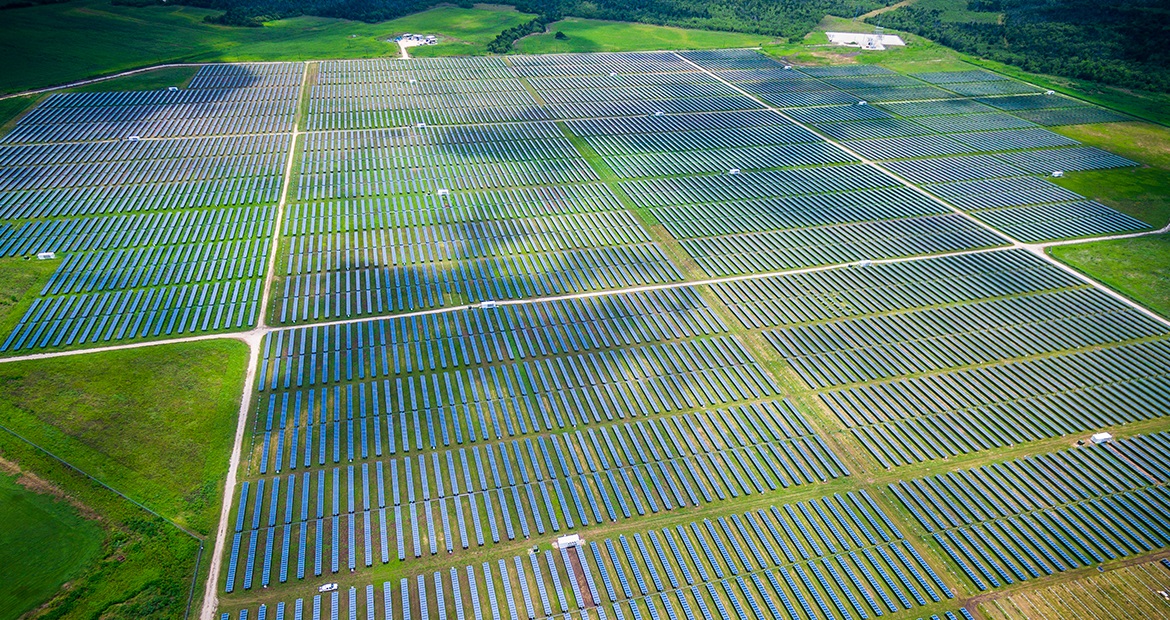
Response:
[[0, 469, 104, 620], [0, 339, 249, 532], [514, 17, 774, 54]]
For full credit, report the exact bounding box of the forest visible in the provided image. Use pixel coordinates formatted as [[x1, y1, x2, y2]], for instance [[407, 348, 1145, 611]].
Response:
[[159, 0, 891, 40], [873, 0, 1170, 92]]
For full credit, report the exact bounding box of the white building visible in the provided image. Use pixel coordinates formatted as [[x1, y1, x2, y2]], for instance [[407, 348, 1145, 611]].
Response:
[[826, 32, 905, 50], [555, 534, 582, 548]]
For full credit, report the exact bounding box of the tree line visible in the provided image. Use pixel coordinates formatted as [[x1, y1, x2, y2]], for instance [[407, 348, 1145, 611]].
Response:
[[121, 0, 891, 39], [872, 0, 1169, 93]]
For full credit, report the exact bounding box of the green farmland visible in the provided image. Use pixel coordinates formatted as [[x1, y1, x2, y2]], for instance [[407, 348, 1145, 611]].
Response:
[[513, 18, 775, 54], [0, 1, 534, 94], [0, 470, 104, 620]]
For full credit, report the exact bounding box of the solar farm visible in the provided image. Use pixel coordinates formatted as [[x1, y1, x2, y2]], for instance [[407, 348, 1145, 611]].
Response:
[[1, 46, 1168, 620]]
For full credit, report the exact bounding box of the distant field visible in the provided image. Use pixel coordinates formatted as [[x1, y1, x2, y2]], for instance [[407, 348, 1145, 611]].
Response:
[[0, 1, 533, 93], [513, 18, 774, 54], [978, 560, 1170, 619], [402, 5, 536, 56], [1050, 234, 1170, 319], [0, 470, 104, 620]]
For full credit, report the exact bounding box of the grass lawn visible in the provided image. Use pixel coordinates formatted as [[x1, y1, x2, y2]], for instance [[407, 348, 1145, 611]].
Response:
[[0, 339, 248, 618], [1049, 234, 1170, 319], [0, 471, 104, 620], [0, 339, 249, 532], [0, 257, 61, 339], [1045, 122, 1170, 228], [1050, 167, 1170, 228], [0, 1, 534, 94], [513, 18, 774, 54]]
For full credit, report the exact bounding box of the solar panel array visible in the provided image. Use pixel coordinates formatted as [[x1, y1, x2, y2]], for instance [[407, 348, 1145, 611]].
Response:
[[0, 50, 1151, 352], [709, 247, 1170, 466], [224, 489, 962, 620], [224, 284, 856, 592], [673, 51, 1144, 244], [2, 49, 1164, 620], [0, 63, 301, 352], [892, 432, 1170, 591]]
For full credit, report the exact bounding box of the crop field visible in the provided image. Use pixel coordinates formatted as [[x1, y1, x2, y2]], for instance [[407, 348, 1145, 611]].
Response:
[[2, 45, 1169, 620]]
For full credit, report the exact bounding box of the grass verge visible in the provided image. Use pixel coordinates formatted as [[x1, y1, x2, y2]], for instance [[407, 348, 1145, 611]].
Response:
[[1049, 234, 1170, 320]]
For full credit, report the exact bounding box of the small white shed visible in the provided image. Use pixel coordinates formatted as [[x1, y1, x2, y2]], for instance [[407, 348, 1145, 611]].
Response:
[[1090, 432, 1113, 445], [555, 534, 582, 548]]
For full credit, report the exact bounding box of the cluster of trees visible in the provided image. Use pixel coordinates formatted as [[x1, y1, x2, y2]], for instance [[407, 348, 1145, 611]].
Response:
[[141, 0, 892, 38], [167, 0, 481, 27], [486, 14, 553, 52], [1, 0, 70, 9], [508, 0, 892, 39], [873, 0, 1170, 92]]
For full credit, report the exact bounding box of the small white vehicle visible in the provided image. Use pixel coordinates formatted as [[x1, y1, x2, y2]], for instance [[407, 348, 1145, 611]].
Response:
[[318, 583, 339, 593]]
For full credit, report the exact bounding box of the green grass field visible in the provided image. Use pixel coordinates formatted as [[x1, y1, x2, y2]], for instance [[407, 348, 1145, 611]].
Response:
[[0, 1, 533, 94], [0, 340, 248, 618], [1046, 122, 1170, 228], [513, 18, 774, 54], [1050, 167, 1170, 228], [0, 257, 61, 339], [0, 340, 249, 531], [0, 470, 104, 620], [1042, 120, 1170, 311], [1049, 234, 1170, 319]]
